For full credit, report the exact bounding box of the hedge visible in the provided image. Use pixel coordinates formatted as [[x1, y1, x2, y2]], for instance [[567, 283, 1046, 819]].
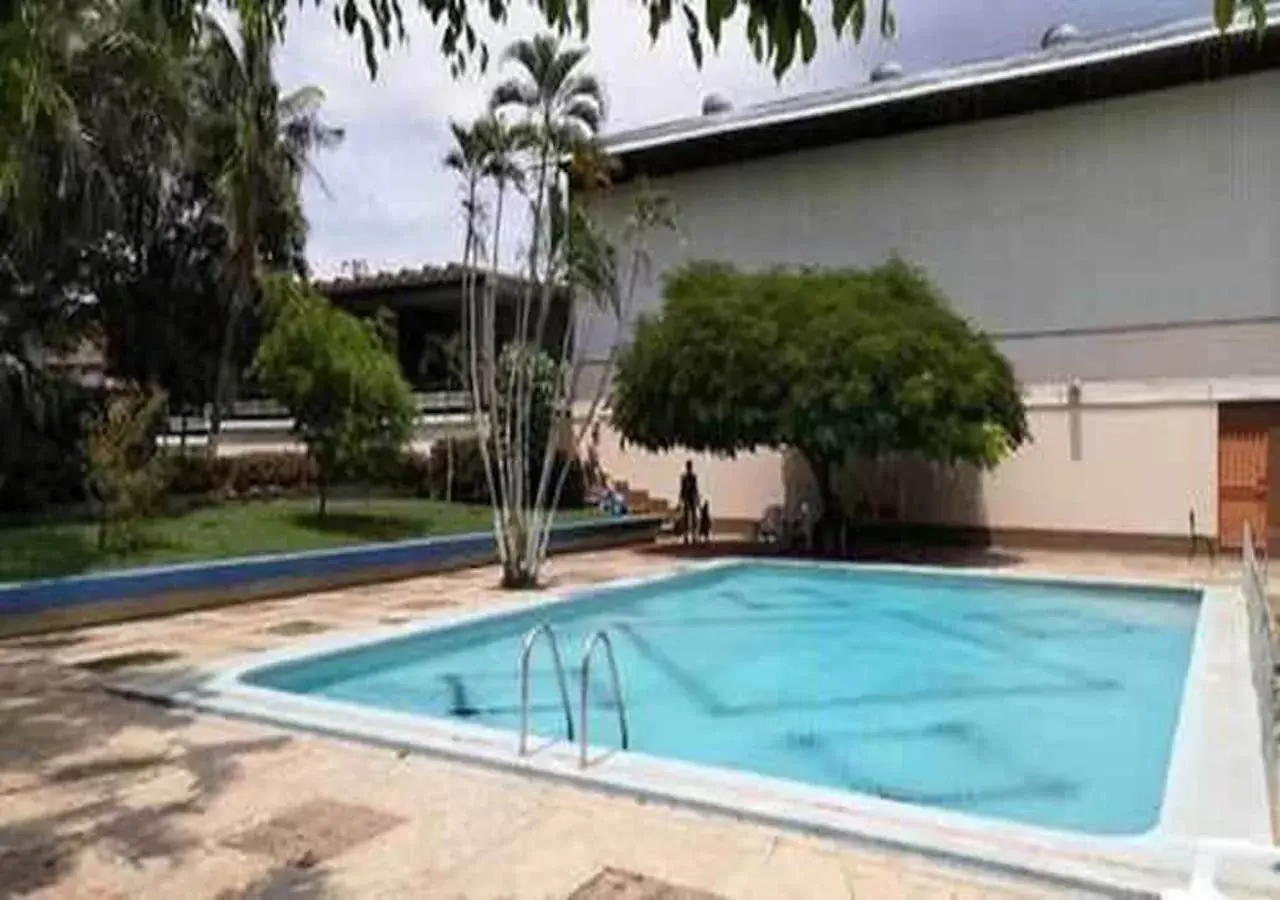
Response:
[[165, 442, 587, 509]]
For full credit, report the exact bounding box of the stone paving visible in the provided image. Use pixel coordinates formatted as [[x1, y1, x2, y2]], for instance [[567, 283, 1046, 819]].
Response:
[[0, 542, 1270, 899]]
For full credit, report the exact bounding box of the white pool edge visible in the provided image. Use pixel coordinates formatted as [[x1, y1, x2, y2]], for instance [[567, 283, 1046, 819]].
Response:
[[110, 559, 1278, 895]]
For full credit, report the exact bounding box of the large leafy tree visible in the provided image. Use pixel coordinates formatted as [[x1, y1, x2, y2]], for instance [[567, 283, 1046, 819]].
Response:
[[610, 259, 1029, 542], [0, 0, 341, 510], [228, 0, 1265, 83], [0, 0, 192, 509], [0, 0, 185, 376]]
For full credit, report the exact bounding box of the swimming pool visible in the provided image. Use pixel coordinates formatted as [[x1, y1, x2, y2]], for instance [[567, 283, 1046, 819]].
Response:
[[243, 562, 1198, 836]]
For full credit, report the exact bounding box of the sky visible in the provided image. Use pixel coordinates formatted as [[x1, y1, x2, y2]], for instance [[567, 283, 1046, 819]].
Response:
[[274, 0, 1211, 278]]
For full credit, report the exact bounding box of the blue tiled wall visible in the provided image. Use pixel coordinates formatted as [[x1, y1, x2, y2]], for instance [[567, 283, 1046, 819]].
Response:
[[0, 516, 662, 617]]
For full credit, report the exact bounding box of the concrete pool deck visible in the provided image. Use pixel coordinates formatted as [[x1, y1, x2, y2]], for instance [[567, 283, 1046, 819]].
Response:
[[1, 543, 1276, 898]]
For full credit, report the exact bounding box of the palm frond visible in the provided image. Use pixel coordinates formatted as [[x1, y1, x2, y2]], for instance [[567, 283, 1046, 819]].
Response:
[[559, 96, 602, 136], [279, 84, 325, 119], [560, 73, 605, 115], [489, 79, 539, 113], [543, 45, 589, 100], [501, 36, 544, 81]]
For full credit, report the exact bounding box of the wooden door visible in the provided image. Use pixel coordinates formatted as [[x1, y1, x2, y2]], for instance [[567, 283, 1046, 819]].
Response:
[[1219, 406, 1272, 550]]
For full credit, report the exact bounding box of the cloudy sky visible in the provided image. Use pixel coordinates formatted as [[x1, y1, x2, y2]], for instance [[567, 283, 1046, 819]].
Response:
[[274, 0, 1209, 277]]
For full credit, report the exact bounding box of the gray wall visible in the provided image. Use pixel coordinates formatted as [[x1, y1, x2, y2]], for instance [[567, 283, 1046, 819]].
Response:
[[585, 69, 1280, 385]]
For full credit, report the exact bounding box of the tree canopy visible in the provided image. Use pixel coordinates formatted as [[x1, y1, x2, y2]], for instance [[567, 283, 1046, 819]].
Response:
[[229, 0, 1268, 82], [1, 0, 342, 493], [254, 276, 416, 516], [610, 259, 1029, 515]]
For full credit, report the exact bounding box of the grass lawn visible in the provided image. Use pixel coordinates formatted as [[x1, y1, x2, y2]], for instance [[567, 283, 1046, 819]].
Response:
[[0, 497, 594, 584]]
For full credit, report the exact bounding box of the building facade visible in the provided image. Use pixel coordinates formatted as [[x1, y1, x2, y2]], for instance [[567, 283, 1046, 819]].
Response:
[[584, 15, 1280, 550]]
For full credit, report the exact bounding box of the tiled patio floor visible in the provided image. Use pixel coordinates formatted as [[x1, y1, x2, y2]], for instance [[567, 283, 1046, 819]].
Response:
[[0, 543, 1268, 899]]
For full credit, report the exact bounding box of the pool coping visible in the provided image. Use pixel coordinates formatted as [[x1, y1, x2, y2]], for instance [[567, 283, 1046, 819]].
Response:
[[109, 558, 1279, 895]]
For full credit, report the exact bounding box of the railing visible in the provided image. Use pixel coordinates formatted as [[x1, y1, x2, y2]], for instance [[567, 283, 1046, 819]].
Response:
[[517, 623, 574, 756], [579, 629, 630, 767], [1239, 520, 1277, 831], [1159, 837, 1280, 899]]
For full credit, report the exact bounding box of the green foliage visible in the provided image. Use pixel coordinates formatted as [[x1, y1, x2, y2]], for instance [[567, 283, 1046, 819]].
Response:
[[254, 276, 416, 516], [85, 388, 171, 551], [422, 438, 588, 508], [493, 344, 558, 488], [1, 0, 342, 473], [241, 0, 1267, 84], [0, 497, 561, 584], [164, 443, 589, 507], [612, 258, 1029, 482], [0, 364, 96, 513], [167, 450, 320, 497]]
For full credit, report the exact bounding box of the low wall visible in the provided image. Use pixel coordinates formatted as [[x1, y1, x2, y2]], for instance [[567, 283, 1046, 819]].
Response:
[[592, 379, 1221, 546], [0, 516, 663, 638]]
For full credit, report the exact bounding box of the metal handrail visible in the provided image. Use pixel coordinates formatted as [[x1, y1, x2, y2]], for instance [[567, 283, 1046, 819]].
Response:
[[517, 623, 574, 755], [579, 629, 630, 767]]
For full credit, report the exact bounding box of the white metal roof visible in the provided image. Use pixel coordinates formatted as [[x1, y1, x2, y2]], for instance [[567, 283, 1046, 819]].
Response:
[[603, 11, 1274, 159]]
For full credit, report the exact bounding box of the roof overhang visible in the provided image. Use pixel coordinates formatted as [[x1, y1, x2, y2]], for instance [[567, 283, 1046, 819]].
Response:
[[603, 13, 1280, 181]]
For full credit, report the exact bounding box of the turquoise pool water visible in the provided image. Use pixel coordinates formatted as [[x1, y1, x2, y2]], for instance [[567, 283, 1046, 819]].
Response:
[[246, 563, 1200, 835]]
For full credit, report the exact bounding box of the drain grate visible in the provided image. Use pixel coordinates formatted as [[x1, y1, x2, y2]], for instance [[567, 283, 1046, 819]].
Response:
[[221, 799, 404, 866]]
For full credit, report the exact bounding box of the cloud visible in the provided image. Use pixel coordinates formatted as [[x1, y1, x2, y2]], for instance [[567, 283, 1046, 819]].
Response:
[[275, 1, 872, 277], [275, 0, 1210, 277]]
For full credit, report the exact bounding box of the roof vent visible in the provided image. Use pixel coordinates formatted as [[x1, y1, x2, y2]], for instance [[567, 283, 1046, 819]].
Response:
[[1040, 23, 1082, 50], [869, 61, 904, 83], [701, 94, 732, 116]]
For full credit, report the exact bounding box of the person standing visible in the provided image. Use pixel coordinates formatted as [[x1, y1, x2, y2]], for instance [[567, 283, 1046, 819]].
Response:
[[678, 460, 700, 544], [586, 422, 603, 490]]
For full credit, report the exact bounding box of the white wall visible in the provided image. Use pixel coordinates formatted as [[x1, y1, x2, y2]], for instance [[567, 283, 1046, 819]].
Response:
[[593, 391, 1220, 538], [586, 70, 1280, 383], [973, 402, 1218, 536]]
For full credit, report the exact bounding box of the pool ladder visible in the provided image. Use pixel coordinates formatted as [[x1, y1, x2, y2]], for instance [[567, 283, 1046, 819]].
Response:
[[517, 623, 629, 766]]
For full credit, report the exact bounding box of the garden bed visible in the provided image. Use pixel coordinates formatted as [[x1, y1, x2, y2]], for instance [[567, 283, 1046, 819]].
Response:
[[0, 507, 662, 637]]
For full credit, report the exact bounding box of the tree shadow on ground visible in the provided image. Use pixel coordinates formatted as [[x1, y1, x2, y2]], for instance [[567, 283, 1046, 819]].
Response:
[[0, 654, 299, 896], [218, 865, 333, 899], [287, 511, 425, 543]]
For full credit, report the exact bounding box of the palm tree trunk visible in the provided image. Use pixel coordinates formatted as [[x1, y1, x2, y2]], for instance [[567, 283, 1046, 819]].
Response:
[[208, 285, 241, 455], [445, 434, 454, 502]]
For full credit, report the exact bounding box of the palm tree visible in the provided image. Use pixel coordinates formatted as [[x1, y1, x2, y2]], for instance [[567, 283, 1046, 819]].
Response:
[[443, 118, 496, 276], [473, 35, 609, 586], [195, 11, 343, 449], [489, 33, 605, 289], [489, 34, 605, 154]]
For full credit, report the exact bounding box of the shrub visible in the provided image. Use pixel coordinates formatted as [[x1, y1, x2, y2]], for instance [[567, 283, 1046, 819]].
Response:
[[167, 451, 317, 497], [161, 445, 588, 509], [166, 453, 229, 496], [85, 389, 170, 551], [425, 439, 587, 509], [227, 452, 318, 494]]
